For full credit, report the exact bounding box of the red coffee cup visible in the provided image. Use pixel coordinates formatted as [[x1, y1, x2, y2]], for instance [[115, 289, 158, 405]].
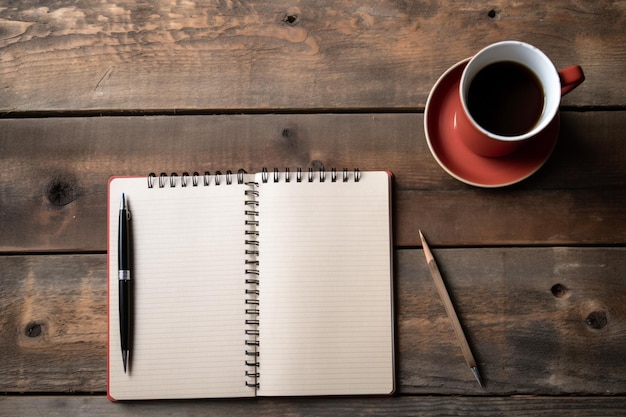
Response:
[[455, 41, 585, 157]]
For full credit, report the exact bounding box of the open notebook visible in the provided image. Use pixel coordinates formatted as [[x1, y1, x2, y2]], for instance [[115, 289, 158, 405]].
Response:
[[107, 169, 394, 401]]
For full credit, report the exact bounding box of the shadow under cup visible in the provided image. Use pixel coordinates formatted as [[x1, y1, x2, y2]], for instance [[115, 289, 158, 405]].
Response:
[[457, 41, 562, 158]]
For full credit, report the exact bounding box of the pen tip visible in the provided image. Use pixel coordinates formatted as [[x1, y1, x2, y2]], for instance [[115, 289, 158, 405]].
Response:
[[122, 350, 129, 374]]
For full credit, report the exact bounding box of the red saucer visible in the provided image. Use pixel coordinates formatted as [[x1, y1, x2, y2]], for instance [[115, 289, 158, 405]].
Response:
[[424, 59, 559, 187]]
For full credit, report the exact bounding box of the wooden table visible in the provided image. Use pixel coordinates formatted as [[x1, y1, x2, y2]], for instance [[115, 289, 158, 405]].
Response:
[[1, 1, 625, 415]]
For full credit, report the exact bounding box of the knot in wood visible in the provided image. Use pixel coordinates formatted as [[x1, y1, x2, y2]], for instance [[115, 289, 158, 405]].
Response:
[[310, 160, 325, 170], [47, 177, 76, 206]]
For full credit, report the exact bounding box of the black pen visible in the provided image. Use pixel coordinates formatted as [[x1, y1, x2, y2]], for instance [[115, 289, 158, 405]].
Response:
[[118, 193, 132, 373]]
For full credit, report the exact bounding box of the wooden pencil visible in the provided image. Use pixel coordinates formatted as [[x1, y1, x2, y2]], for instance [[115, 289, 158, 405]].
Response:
[[419, 230, 483, 388]]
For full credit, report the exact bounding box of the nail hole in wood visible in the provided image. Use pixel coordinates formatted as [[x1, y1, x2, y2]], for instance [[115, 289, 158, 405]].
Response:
[[551, 283, 568, 298], [586, 311, 608, 329], [283, 14, 298, 25], [488, 9, 497, 18], [25, 322, 42, 337]]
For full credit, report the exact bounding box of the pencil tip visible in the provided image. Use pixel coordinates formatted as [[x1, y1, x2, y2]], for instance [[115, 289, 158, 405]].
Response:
[[471, 366, 483, 388]]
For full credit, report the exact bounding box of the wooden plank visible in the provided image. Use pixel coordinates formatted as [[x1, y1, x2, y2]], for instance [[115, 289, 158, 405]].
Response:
[[0, 1, 623, 112], [1, 249, 625, 394], [0, 255, 106, 393], [396, 189, 626, 247], [0, 112, 624, 251], [2, 395, 626, 417], [398, 247, 626, 395]]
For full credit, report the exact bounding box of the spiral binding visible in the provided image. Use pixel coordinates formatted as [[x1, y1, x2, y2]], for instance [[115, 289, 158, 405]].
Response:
[[259, 167, 360, 183], [147, 169, 250, 188], [146, 167, 361, 188], [145, 167, 362, 390], [244, 178, 260, 389]]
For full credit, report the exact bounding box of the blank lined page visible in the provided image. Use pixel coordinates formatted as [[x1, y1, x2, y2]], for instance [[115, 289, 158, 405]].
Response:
[[108, 177, 253, 400], [256, 171, 394, 396]]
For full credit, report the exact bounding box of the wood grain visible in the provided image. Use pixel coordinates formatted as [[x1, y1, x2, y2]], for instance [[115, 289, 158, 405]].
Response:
[[1, 249, 624, 394], [399, 248, 626, 395], [0, 0, 623, 112], [2, 395, 626, 417], [1, 0, 624, 413], [0, 255, 106, 393], [1, 112, 624, 251], [418, 230, 481, 387]]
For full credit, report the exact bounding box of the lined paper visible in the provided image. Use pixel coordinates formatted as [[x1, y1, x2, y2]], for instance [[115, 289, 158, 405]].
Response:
[[108, 177, 253, 400], [107, 171, 394, 400], [256, 171, 394, 396]]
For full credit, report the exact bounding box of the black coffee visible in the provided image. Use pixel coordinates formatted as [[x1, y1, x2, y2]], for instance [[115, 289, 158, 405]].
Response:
[[467, 61, 544, 136]]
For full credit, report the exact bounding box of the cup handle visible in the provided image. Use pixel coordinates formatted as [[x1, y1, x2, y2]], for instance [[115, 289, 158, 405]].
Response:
[[559, 65, 585, 96]]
